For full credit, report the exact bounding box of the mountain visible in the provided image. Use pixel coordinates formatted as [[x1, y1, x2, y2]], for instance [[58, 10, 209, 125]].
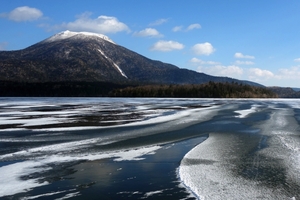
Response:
[[292, 88, 300, 92], [269, 87, 300, 98], [0, 30, 263, 86]]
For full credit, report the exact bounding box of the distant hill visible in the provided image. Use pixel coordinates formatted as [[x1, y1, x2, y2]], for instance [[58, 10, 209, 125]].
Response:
[[269, 87, 300, 98], [0, 30, 263, 87], [292, 88, 300, 92]]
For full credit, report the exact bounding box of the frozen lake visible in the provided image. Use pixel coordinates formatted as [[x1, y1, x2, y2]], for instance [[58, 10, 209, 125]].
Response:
[[0, 97, 299, 199]]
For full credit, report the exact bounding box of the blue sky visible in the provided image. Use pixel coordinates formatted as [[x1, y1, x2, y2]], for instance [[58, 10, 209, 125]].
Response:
[[1, 0, 300, 87]]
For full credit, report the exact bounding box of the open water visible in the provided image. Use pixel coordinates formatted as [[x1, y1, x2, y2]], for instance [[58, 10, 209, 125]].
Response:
[[0, 98, 299, 199]]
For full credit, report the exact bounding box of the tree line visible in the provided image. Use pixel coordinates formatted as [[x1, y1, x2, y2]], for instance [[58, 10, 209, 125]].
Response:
[[0, 81, 278, 98], [110, 81, 278, 98], [0, 81, 125, 97]]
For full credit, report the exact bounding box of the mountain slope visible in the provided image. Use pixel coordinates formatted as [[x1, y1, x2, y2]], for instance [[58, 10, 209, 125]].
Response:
[[0, 30, 262, 86], [269, 87, 300, 98]]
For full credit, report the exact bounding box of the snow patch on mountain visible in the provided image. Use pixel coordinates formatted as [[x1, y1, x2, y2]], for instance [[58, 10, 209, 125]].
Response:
[[97, 49, 128, 78], [43, 30, 115, 44]]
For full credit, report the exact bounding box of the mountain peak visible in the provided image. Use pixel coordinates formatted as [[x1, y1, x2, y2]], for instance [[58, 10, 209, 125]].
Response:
[[42, 30, 115, 44]]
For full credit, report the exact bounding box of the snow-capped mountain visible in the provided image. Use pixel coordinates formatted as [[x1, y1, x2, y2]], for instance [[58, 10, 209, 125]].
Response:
[[0, 30, 262, 86], [42, 30, 115, 44]]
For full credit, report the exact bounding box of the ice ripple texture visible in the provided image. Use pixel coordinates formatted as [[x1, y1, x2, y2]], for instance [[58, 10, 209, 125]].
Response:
[[0, 98, 300, 199], [0, 97, 220, 198], [179, 99, 300, 200]]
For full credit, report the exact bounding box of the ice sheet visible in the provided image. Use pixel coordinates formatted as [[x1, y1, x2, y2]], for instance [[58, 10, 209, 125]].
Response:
[[54, 192, 81, 200], [179, 100, 300, 199], [179, 133, 283, 199], [34, 105, 220, 134], [143, 190, 165, 198], [0, 145, 161, 197], [0, 161, 49, 197], [234, 105, 259, 118], [21, 190, 75, 200], [2, 98, 300, 199]]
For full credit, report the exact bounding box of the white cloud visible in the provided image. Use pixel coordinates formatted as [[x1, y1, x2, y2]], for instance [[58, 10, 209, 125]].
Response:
[[149, 18, 169, 26], [195, 60, 300, 87], [260, 66, 300, 86], [1, 6, 43, 22], [192, 42, 215, 56], [197, 65, 243, 78], [234, 60, 255, 65], [277, 66, 300, 79], [234, 52, 255, 59], [192, 59, 296, 86], [190, 57, 220, 65], [294, 58, 300, 62], [57, 13, 130, 34], [134, 28, 163, 38], [172, 26, 183, 32], [150, 40, 184, 52], [245, 66, 300, 86], [186, 23, 201, 31], [248, 68, 274, 78], [172, 23, 201, 32]]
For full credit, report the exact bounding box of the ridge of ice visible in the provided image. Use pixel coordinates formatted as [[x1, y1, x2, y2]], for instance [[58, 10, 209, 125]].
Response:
[[43, 30, 115, 44], [234, 105, 259, 118]]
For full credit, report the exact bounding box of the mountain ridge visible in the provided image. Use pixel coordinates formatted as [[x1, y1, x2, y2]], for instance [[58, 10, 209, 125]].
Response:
[[41, 30, 116, 44], [0, 30, 263, 87]]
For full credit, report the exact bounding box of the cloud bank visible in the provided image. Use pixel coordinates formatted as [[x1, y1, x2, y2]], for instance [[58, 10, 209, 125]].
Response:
[[198, 65, 244, 79]]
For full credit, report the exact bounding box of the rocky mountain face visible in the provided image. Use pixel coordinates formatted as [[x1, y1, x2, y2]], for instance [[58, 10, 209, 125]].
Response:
[[0, 30, 262, 86]]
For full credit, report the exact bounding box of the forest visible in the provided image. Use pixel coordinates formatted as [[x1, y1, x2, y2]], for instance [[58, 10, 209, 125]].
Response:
[[0, 81, 124, 97], [110, 81, 278, 98], [0, 81, 278, 98]]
